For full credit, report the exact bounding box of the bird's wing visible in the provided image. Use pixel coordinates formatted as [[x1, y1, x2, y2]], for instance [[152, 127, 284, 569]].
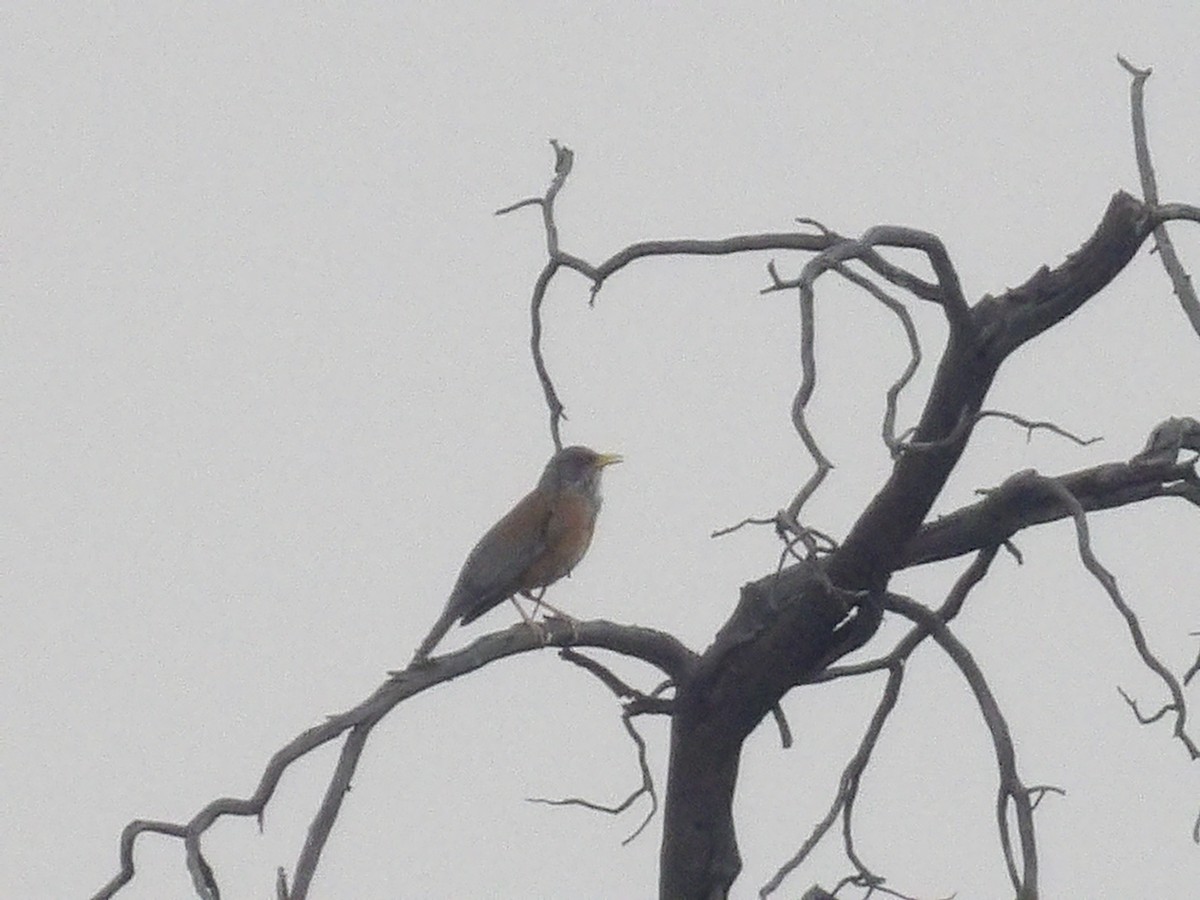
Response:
[[451, 489, 550, 625]]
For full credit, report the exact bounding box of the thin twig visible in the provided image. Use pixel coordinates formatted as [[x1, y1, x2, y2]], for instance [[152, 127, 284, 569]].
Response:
[[542, 649, 663, 844], [1117, 686, 1174, 725], [529, 260, 566, 449], [559, 647, 643, 699], [901, 409, 1099, 454], [710, 515, 777, 538], [525, 709, 659, 846], [770, 703, 794, 750], [1184, 635, 1200, 686], [1027, 785, 1066, 811]]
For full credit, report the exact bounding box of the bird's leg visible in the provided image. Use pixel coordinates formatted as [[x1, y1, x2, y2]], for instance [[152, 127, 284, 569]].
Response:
[[509, 594, 550, 645], [524, 586, 549, 619]]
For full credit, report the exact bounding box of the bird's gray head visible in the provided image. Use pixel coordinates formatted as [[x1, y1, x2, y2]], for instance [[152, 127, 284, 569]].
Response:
[[539, 445, 622, 495]]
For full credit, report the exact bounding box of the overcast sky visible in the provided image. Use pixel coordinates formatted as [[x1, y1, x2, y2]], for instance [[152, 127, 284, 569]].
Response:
[[7, 3, 1200, 898]]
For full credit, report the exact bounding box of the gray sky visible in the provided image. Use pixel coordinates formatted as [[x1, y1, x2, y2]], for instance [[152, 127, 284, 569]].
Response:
[[7, 3, 1200, 898]]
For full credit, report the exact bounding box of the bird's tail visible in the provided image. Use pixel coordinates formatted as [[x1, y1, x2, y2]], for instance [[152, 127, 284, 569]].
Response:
[[411, 607, 458, 664]]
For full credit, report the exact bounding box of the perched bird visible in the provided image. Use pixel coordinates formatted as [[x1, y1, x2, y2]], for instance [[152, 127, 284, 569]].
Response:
[[412, 445, 622, 662]]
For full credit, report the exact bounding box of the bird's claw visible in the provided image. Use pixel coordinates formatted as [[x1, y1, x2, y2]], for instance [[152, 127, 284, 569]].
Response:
[[526, 619, 551, 646], [545, 612, 581, 645]]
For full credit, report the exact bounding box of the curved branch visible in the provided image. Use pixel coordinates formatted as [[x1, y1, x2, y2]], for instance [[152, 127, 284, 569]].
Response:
[[883, 593, 1038, 899], [760, 662, 903, 898], [92, 618, 696, 899], [824, 264, 923, 459], [497, 141, 581, 448], [1151, 203, 1200, 228], [529, 260, 567, 448], [93, 822, 188, 900], [1032, 473, 1199, 760], [783, 277, 834, 530]]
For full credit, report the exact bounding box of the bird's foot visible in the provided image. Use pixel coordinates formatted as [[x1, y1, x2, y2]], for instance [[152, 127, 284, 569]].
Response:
[[545, 611, 581, 645], [525, 618, 552, 646]]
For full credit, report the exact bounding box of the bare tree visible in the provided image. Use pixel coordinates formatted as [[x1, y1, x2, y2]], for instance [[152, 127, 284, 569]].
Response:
[[92, 58, 1200, 900]]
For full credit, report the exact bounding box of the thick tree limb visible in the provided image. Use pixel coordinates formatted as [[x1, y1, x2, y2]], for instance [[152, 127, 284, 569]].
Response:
[[900, 441, 1198, 569], [972, 190, 1185, 362]]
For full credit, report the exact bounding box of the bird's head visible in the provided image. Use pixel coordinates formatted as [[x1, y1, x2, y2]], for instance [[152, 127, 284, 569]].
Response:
[[540, 445, 622, 494]]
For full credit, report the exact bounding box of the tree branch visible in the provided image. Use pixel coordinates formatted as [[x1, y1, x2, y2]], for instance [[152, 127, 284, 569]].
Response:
[[528, 649, 663, 845], [814, 546, 1000, 684], [766, 224, 973, 335], [760, 661, 902, 898], [883, 593, 1039, 899], [1031, 473, 1199, 761], [764, 549, 1000, 896], [973, 191, 1162, 361], [1117, 55, 1200, 338], [900, 429, 1198, 569], [92, 619, 696, 899]]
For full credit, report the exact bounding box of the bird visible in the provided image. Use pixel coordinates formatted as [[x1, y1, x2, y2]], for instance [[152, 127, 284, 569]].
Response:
[[411, 445, 622, 663]]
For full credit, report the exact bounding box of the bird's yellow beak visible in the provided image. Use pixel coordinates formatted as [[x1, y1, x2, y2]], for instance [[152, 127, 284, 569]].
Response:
[[596, 452, 623, 468]]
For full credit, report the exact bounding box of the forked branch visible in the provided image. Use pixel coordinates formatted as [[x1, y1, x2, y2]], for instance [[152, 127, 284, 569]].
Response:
[[765, 224, 973, 335], [92, 619, 695, 900], [764, 549, 1000, 897]]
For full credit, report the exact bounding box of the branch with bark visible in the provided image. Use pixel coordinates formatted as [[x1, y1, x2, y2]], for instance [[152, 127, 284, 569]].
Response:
[[91, 620, 694, 900]]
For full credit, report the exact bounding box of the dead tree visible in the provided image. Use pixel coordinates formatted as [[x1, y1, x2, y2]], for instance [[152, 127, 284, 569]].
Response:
[[92, 58, 1200, 900]]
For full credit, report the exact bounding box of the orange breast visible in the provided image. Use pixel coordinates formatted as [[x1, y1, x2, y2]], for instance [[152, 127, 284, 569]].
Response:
[[519, 489, 597, 590]]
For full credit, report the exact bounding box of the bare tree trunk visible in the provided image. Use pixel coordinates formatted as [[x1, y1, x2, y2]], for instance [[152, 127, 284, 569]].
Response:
[[658, 702, 743, 899], [658, 561, 862, 897]]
